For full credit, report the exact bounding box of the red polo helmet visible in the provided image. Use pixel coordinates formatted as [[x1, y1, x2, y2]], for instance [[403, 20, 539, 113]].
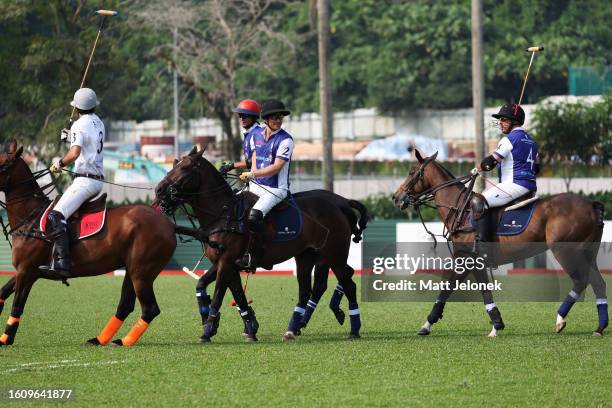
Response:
[[232, 99, 261, 117]]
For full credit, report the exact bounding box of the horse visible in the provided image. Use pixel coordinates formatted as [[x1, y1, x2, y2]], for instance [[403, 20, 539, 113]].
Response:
[[0, 139, 176, 346], [184, 188, 367, 339], [392, 149, 608, 337], [153, 148, 368, 342]]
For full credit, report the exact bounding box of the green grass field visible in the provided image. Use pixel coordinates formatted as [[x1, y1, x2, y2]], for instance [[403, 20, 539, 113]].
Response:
[[1, 275, 611, 407]]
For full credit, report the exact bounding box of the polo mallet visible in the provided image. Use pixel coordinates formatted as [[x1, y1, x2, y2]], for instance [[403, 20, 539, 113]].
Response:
[[68, 9, 119, 124], [517, 46, 544, 106], [182, 253, 206, 280], [231, 273, 253, 306]]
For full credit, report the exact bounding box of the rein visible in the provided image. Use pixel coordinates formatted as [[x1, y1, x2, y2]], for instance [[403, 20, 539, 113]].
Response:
[[400, 160, 478, 246]]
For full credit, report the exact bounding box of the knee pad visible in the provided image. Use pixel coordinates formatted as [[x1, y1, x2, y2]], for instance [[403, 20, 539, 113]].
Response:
[[470, 194, 488, 221]]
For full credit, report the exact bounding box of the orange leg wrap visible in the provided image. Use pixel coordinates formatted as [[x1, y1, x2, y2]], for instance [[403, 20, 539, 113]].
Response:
[[8, 316, 20, 325], [0, 298, 5, 304], [121, 319, 149, 347], [96, 316, 124, 345], [0, 333, 7, 345]]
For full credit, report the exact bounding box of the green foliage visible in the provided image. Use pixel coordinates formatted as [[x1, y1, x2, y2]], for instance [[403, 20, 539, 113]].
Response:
[[361, 193, 439, 221], [532, 93, 612, 163], [1, 0, 611, 152]]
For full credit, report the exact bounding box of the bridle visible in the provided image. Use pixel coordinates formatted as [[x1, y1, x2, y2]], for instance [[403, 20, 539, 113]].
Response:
[[398, 158, 478, 245]]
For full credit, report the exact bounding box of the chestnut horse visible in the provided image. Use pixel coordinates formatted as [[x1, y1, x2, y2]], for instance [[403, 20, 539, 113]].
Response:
[[392, 150, 607, 336], [153, 148, 366, 342], [0, 140, 176, 346]]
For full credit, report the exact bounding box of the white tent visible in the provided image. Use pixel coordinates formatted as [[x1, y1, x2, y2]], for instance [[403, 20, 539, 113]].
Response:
[[355, 133, 448, 161]]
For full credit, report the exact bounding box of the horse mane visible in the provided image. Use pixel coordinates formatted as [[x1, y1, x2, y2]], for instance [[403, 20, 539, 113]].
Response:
[[432, 160, 456, 180], [191, 153, 233, 196]]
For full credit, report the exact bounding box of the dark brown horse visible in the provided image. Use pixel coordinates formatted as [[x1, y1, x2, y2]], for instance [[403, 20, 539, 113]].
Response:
[[153, 148, 367, 342], [392, 149, 607, 336], [0, 140, 176, 346]]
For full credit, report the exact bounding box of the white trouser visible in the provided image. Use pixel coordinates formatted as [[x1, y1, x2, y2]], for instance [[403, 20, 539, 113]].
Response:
[[482, 181, 530, 208], [249, 183, 288, 216], [54, 176, 103, 219]]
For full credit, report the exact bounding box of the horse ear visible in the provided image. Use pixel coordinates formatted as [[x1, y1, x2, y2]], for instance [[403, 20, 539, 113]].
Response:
[[195, 149, 204, 158], [7, 139, 17, 154], [415, 149, 424, 163], [188, 146, 197, 156], [173, 158, 179, 168], [430, 151, 438, 161], [15, 146, 23, 158]]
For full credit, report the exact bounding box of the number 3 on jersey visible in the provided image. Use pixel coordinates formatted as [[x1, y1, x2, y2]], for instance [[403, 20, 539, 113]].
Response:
[[97, 131, 104, 154]]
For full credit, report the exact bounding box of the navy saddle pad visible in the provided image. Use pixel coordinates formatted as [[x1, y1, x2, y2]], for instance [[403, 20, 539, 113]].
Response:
[[268, 195, 303, 242], [495, 201, 537, 236]]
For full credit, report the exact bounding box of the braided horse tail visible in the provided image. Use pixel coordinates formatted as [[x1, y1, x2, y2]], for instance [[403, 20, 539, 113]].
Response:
[[343, 199, 370, 243]]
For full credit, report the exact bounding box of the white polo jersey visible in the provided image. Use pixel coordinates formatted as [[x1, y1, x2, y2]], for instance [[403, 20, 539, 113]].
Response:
[[70, 113, 104, 176]]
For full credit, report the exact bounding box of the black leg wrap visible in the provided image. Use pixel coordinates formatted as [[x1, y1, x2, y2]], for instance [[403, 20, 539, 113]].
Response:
[[488, 307, 505, 330], [427, 301, 445, 324]]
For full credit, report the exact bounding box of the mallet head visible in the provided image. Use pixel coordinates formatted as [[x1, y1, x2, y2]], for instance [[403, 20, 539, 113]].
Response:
[[526, 46, 544, 52], [96, 10, 119, 17]]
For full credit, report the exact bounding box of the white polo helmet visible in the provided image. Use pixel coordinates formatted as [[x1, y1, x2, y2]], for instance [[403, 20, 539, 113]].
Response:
[[70, 88, 99, 110]]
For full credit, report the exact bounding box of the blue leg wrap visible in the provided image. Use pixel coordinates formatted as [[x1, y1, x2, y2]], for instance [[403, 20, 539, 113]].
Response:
[[196, 290, 211, 325], [348, 302, 361, 336], [597, 300, 608, 329], [288, 306, 305, 333], [329, 284, 344, 311], [300, 300, 317, 328], [558, 293, 578, 318]]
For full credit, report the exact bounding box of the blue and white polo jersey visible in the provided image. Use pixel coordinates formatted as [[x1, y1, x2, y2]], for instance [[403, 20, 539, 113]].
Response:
[[494, 127, 538, 191], [243, 122, 264, 167], [250, 128, 294, 190]]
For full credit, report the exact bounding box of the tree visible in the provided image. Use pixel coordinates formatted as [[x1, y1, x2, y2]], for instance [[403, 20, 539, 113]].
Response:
[[532, 94, 611, 190], [131, 0, 294, 159]]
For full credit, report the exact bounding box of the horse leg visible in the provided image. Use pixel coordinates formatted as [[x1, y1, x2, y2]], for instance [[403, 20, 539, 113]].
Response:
[[88, 273, 135, 345], [196, 265, 217, 327], [333, 264, 361, 338], [329, 266, 348, 326], [300, 263, 329, 330], [284, 255, 315, 341], [0, 271, 36, 346], [552, 248, 589, 334], [228, 273, 258, 342], [588, 260, 608, 336], [111, 276, 161, 347], [201, 265, 232, 343], [473, 267, 504, 337], [0, 277, 16, 317], [418, 271, 470, 335]]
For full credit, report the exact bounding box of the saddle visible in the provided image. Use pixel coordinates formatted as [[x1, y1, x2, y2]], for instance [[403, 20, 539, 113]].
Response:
[[469, 192, 540, 237], [40, 192, 108, 241], [237, 192, 303, 243]]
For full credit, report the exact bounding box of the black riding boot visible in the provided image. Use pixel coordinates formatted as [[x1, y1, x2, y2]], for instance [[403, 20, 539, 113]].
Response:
[[235, 209, 264, 270], [39, 210, 71, 278], [471, 195, 492, 256]]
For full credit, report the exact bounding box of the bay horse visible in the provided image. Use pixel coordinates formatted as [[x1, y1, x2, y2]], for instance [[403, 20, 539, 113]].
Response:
[[153, 148, 368, 342], [392, 149, 607, 336], [0, 139, 176, 346]]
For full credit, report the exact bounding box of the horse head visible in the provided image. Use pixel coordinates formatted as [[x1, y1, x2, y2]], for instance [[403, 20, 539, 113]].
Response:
[[0, 139, 24, 190], [153, 145, 229, 215], [392, 149, 438, 210]]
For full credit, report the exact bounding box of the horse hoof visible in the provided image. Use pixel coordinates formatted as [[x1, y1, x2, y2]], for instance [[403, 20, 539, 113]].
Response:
[[283, 331, 296, 341], [110, 339, 124, 347], [86, 337, 102, 346], [417, 327, 431, 336], [592, 331, 603, 337], [246, 336, 258, 342], [199, 336, 212, 343], [555, 320, 567, 333], [348, 333, 361, 339]]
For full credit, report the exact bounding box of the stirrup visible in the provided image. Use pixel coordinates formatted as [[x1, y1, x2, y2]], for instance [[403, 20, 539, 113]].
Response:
[[39, 262, 71, 279], [235, 253, 256, 270]]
